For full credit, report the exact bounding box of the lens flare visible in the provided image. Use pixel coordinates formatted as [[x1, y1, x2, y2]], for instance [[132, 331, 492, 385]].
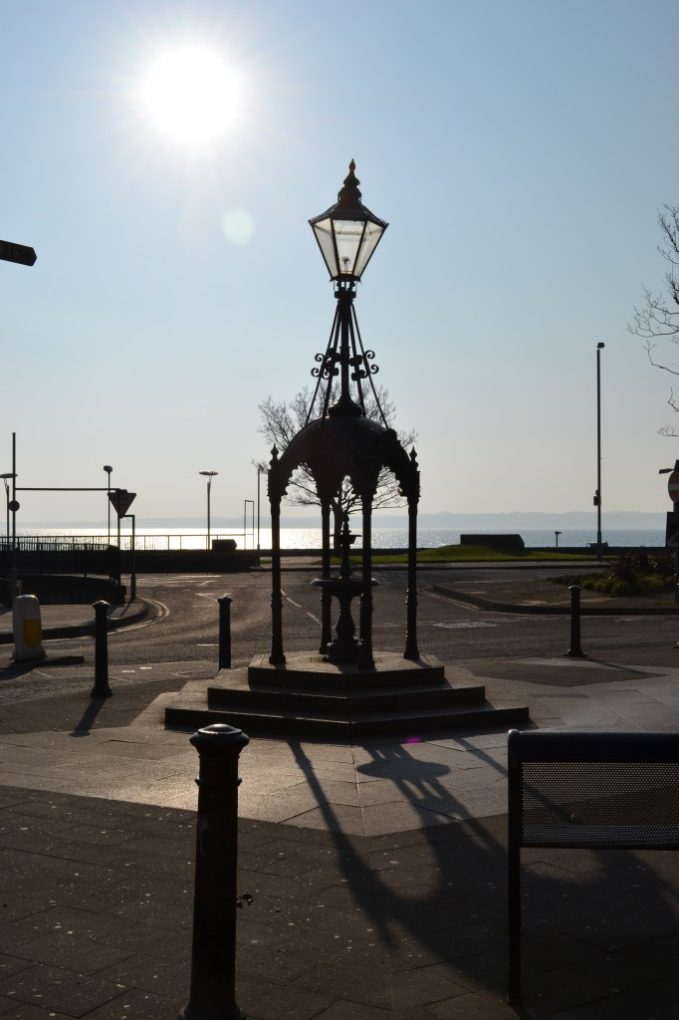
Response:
[[222, 208, 254, 245]]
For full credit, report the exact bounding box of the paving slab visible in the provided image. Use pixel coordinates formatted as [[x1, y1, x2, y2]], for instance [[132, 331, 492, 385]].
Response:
[[0, 625, 676, 1015]]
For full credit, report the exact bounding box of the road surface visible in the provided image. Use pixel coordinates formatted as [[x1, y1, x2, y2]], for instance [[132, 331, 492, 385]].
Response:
[[35, 568, 679, 668]]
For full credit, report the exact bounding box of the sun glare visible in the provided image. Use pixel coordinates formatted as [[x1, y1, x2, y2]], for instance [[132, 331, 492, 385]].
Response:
[[139, 44, 242, 147]]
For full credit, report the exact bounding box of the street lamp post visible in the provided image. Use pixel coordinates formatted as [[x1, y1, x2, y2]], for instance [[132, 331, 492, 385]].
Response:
[[103, 465, 113, 545], [554, 530, 561, 550], [594, 342, 605, 558], [199, 471, 218, 550], [255, 463, 261, 552], [244, 499, 255, 550]]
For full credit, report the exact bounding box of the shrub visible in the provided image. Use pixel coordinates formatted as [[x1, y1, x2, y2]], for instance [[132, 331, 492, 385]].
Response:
[[553, 548, 675, 597]]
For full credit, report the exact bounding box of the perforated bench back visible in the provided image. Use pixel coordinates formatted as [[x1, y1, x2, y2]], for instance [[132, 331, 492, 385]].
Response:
[[508, 730, 679, 851], [507, 729, 679, 1004]]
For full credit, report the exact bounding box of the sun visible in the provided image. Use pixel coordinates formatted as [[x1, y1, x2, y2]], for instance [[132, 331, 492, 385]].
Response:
[[139, 44, 242, 147]]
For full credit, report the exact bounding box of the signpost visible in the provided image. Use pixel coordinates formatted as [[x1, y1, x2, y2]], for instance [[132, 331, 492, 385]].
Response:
[[2, 245, 36, 601], [661, 463, 679, 602], [668, 472, 679, 507], [108, 490, 136, 551], [108, 489, 136, 519], [0, 239, 37, 267]]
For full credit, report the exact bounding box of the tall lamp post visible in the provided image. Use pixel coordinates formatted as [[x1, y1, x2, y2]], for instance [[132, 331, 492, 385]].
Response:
[[103, 465, 113, 545], [252, 460, 262, 553], [244, 499, 255, 549], [199, 471, 218, 550], [594, 342, 605, 558]]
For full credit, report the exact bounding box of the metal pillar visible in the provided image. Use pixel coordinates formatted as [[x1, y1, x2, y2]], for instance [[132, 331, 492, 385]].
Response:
[[357, 498, 374, 669], [91, 600, 112, 698], [269, 497, 285, 666], [180, 723, 249, 1020], [319, 501, 332, 653], [218, 595, 232, 669], [566, 584, 585, 658], [404, 495, 419, 660]]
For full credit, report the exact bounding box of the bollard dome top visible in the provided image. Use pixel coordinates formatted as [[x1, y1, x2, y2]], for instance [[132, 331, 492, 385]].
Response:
[[190, 723, 250, 753]]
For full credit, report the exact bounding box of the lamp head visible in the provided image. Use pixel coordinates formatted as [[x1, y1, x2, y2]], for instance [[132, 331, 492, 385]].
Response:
[[309, 161, 388, 282]]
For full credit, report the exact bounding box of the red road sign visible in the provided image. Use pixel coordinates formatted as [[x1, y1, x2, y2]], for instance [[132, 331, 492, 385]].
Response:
[[668, 472, 679, 503], [108, 489, 136, 517], [0, 239, 37, 266]]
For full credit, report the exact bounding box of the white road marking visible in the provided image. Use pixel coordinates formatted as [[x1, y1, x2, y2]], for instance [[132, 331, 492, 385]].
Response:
[[109, 597, 170, 637], [282, 589, 321, 625], [433, 621, 497, 630]]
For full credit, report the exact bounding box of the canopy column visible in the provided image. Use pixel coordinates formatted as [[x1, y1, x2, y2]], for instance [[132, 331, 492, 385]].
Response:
[[357, 495, 375, 670], [319, 499, 332, 653]]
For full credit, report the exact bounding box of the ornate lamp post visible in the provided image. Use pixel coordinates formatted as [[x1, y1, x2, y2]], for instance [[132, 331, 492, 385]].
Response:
[[267, 162, 420, 670], [199, 471, 218, 549]]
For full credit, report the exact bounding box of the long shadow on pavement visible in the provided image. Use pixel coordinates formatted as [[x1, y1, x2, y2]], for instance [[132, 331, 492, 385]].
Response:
[[285, 738, 679, 1018]]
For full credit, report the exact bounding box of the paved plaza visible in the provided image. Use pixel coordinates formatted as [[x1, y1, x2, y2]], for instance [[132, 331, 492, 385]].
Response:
[[0, 596, 679, 1017]]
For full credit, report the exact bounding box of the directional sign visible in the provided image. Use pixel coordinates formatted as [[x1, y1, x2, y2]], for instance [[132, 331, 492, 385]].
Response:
[[668, 472, 679, 505], [108, 489, 136, 518], [0, 239, 37, 267]]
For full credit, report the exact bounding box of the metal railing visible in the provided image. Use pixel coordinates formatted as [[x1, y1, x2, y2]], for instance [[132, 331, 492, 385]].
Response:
[[0, 532, 250, 553]]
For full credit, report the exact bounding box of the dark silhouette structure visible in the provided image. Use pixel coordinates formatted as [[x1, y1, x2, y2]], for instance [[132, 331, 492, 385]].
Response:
[[268, 161, 419, 668], [165, 164, 529, 737]]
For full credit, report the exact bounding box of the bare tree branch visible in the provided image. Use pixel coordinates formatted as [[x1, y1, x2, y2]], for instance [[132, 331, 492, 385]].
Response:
[[630, 203, 679, 436], [258, 385, 417, 527]]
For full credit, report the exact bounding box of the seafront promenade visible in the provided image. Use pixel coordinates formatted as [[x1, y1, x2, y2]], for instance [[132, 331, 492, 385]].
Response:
[[0, 571, 678, 1018]]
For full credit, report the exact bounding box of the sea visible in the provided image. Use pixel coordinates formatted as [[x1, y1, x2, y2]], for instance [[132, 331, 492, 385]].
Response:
[[14, 526, 667, 551]]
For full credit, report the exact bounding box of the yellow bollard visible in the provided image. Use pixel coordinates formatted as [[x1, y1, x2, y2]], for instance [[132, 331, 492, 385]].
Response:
[[13, 594, 46, 662]]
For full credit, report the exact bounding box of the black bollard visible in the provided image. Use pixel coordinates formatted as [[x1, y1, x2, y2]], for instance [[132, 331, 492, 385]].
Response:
[[180, 723, 249, 1020], [565, 584, 585, 658], [91, 600, 112, 698], [218, 595, 232, 670]]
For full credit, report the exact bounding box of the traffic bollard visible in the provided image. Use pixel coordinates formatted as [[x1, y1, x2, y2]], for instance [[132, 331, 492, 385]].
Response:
[[91, 600, 112, 698], [565, 584, 585, 658], [218, 595, 232, 670], [180, 723, 249, 1020], [12, 594, 46, 662]]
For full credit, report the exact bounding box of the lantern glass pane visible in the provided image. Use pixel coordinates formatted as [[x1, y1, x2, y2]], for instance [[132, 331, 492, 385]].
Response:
[[353, 220, 385, 278], [312, 217, 338, 278], [333, 219, 364, 277]]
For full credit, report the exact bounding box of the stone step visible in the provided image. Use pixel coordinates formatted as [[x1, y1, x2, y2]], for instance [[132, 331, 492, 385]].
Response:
[[165, 693, 529, 740], [207, 679, 486, 716], [247, 651, 448, 692]]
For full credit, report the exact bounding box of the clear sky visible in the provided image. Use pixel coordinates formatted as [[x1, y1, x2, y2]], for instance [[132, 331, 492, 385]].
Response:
[[2, 0, 679, 525]]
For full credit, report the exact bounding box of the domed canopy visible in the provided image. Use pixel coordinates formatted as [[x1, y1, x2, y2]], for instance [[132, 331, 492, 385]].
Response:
[[272, 414, 418, 505]]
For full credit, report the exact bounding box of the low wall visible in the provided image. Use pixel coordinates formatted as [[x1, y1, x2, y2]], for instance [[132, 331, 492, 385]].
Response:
[[119, 550, 258, 572], [7, 574, 126, 605]]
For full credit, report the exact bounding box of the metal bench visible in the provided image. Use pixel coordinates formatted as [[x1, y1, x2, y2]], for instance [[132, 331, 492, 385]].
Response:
[[507, 728, 679, 1004]]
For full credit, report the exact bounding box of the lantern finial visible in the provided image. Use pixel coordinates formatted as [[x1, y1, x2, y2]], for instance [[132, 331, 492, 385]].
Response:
[[337, 161, 361, 207]]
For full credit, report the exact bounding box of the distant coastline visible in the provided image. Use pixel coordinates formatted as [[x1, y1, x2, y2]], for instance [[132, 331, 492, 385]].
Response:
[[18, 510, 668, 530]]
